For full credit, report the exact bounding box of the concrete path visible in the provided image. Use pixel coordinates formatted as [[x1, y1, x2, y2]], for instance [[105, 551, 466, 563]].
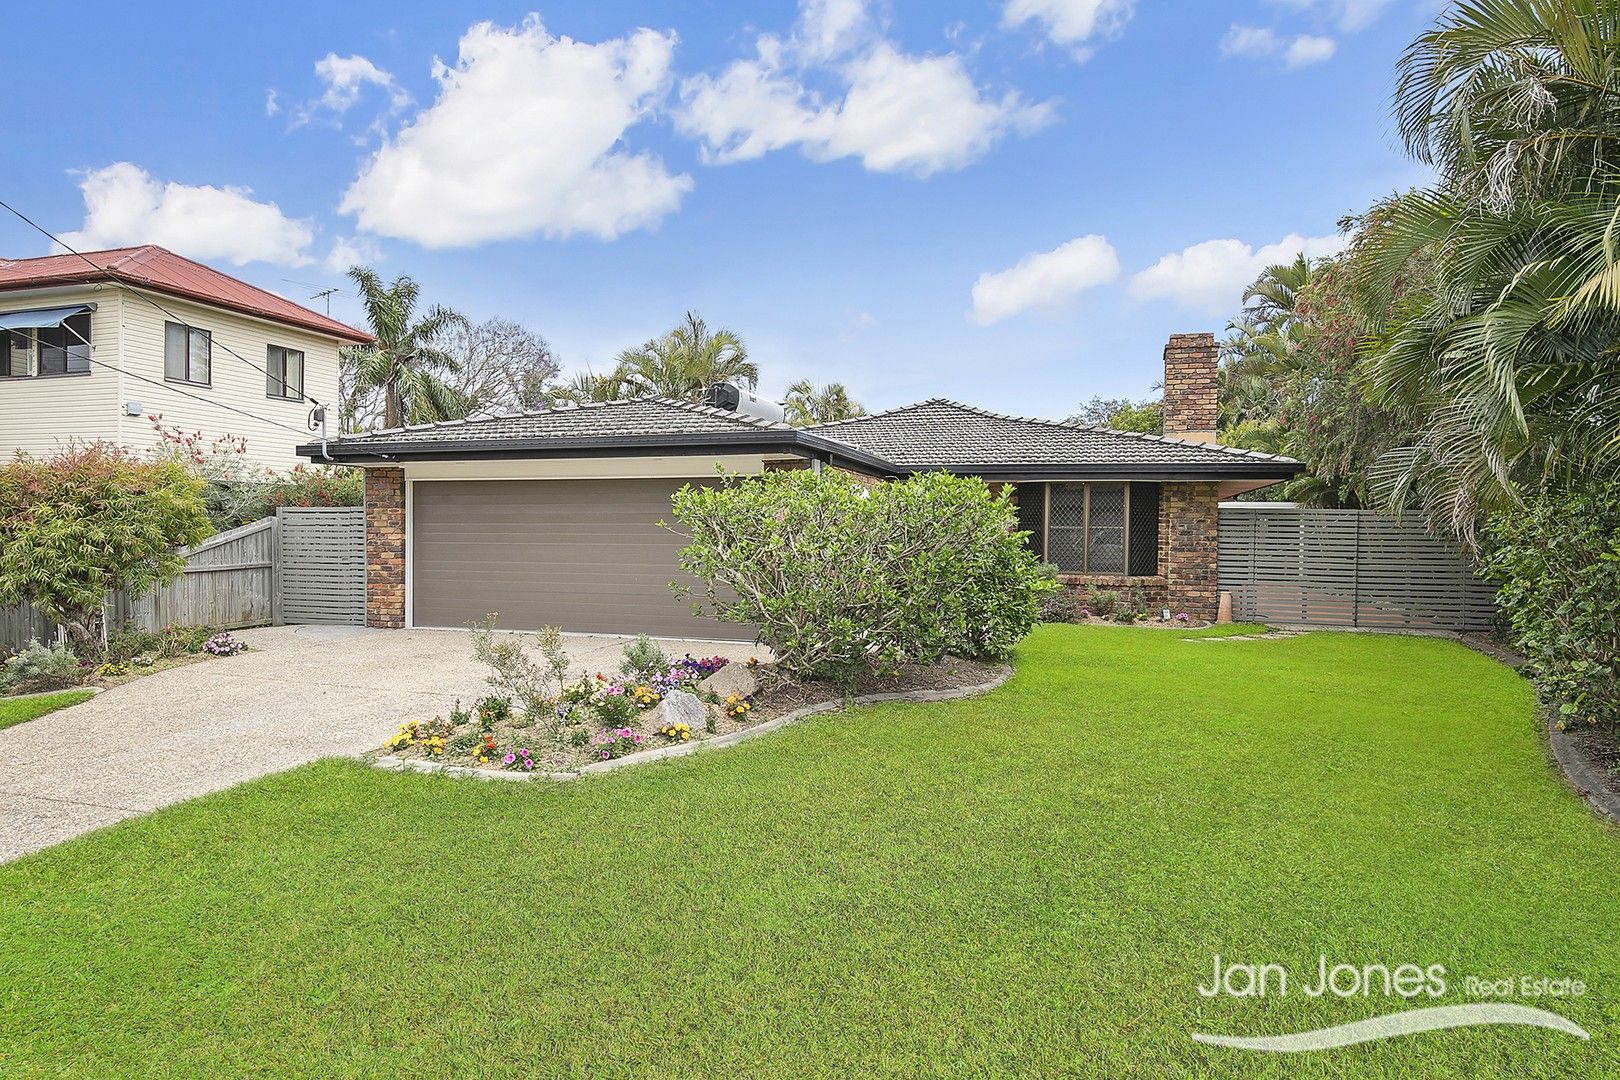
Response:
[[0, 625, 760, 862]]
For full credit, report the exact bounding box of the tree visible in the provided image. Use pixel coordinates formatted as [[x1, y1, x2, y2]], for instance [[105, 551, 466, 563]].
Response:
[[614, 312, 757, 401], [0, 445, 213, 651], [1355, 0, 1620, 536], [783, 380, 865, 425], [1067, 396, 1163, 434], [342, 267, 469, 430], [546, 368, 630, 405], [442, 317, 561, 415]]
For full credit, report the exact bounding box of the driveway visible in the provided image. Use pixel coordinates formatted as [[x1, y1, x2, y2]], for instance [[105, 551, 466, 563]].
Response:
[[0, 625, 761, 862]]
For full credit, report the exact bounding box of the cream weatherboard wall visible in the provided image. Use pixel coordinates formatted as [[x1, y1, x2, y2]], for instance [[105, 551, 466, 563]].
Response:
[[0, 284, 123, 456], [112, 290, 343, 470], [0, 283, 343, 469]]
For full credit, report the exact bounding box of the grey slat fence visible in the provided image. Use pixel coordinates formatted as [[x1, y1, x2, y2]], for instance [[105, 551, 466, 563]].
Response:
[[1217, 502, 1498, 631], [277, 506, 366, 626], [1, 506, 367, 652]]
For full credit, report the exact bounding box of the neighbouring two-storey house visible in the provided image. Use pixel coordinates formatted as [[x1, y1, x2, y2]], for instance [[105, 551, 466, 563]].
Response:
[[0, 245, 372, 470]]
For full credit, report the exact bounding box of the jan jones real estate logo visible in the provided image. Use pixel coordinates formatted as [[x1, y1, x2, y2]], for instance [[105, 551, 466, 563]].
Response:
[[1191, 954, 1591, 1052]]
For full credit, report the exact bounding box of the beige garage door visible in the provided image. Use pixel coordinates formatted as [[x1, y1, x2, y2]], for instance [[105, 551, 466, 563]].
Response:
[[412, 478, 748, 640]]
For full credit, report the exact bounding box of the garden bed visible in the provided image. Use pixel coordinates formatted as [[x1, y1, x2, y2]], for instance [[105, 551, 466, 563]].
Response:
[[0, 627, 249, 698], [371, 644, 1008, 778]]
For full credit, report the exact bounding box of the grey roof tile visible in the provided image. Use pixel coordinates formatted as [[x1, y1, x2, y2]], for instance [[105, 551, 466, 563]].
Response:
[[329, 397, 788, 446], [806, 399, 1298, 468]]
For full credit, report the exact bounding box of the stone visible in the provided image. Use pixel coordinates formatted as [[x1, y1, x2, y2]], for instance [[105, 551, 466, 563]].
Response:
[[699, 662, 758, 700], [652, 689, 706, 732]]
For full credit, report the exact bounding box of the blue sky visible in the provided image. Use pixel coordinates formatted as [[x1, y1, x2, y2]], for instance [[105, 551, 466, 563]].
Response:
[[2, 1, 1438, 416]]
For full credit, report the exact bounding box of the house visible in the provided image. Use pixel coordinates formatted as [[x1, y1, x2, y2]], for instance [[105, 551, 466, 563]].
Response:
[[0, 245, 372, 470], [300, 333, 1301, 639]]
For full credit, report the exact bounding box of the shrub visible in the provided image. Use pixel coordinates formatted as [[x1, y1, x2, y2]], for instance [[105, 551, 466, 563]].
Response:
[[470, 616, 570, 712], [1484, 479, 1620, 730], [590, 726, 643, 760], [105, 625, 162, 662], [1, 640, 83, 693], [0, 445, 213, 651], [1035, 565, 1081, 623], [1084, 587, 1118, 617], [669, 470, 1051, 688], [620, 634, 668, 682], [476, 695, 512, 729], [158, 624, 215, 658]]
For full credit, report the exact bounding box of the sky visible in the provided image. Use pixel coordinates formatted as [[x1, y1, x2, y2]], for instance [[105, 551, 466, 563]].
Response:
[[0, 0, 1440, 418]]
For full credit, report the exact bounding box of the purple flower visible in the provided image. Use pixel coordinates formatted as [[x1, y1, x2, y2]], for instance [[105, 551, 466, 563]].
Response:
[[602, 750, 611, 759], [502, 753, 516, 765]]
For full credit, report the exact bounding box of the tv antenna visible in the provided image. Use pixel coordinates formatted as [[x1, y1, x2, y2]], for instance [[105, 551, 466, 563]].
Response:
[[282, 278, 341, 315]]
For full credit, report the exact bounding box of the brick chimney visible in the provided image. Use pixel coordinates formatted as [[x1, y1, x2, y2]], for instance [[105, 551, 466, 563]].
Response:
[[1162, 332, 1218, 443]]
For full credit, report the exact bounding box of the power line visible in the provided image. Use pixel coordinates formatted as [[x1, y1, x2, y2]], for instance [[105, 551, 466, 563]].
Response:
[[0, 196, 335, 410]]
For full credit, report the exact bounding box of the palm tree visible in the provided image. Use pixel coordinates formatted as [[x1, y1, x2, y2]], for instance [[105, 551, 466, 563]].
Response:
[[546, 368, 630, 405], [1356, 1, 1620, 536], [783, 380, 865, 426], [614, 312, 757, 401], [344, 267, 469, 429]]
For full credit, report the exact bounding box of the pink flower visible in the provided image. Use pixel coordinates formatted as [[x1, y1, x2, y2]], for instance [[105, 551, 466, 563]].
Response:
[[502, 753, 516, 765], [602, 750, 611, 759]]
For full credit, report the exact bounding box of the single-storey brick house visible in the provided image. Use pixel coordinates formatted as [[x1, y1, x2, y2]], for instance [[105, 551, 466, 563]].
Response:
[[300, 333, 1300, 639]]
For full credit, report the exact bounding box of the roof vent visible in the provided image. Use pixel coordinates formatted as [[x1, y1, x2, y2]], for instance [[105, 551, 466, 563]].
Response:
[[705, 382, 785, 424]]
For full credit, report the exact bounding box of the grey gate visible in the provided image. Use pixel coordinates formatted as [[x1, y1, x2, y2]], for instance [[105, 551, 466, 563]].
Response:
[[276, 506, 366, 625], [1217, 503, 1498, 631]]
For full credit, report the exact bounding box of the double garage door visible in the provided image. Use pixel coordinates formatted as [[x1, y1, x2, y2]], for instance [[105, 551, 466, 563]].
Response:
[[411, 478, 745, 640]]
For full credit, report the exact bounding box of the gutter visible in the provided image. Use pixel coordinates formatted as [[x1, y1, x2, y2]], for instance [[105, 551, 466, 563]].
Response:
[[296, 428, 1302, 482]]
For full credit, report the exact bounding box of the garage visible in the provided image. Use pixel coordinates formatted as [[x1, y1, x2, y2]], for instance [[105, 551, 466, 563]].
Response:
[[411, 477, 746, 640]]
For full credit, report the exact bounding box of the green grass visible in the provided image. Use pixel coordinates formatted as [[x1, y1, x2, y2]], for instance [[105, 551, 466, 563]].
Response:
[[1, 626, 1616, 1078], [0, 689, 93, 731]]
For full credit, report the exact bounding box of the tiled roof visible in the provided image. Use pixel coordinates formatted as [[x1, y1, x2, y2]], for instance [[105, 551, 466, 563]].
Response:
[[0, 245, 373, 343], [806, 399, 1298, 469], [325, 397, 791, 446]]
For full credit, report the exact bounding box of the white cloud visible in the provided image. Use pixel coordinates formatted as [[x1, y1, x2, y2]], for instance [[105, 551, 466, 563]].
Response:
[[1221, 24, 1336, 67], [1285, 34, 1337, 67], [314, 53, 412, 113], [970, 234, 1120, 325], [1273, 0, 1397, 32], [1220, 25, 1282, 58], [325, 235, 381, 273], [1001, 0, 1135, 60], [679, 2, 1052, 177], [57, 162, 315, 266], [264, 89, 280, 116], [1129, 232, 1347, 314], [340, 16, 691, 247]]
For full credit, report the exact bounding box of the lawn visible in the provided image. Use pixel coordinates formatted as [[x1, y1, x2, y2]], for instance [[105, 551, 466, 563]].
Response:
[[1, 626, 1615, 1077], [0, 689, 93, 732]]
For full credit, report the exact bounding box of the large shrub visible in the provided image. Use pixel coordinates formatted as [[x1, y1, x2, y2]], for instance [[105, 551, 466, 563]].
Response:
[[669, 470, 1051, 687], [0, 445, 213, 651], [1483, 479, 1620, 730], [149, 418, 361, 529]]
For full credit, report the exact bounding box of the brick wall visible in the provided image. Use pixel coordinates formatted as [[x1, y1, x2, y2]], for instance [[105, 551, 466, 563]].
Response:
[[1161, 481, 1219, 620], [365, 467, 406, 629], [1163, 333, 1218, 443]]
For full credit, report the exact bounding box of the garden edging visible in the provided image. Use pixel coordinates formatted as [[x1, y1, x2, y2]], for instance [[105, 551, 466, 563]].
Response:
[[370, 664, 1015, 783], [1546, 708, 1620, 828]]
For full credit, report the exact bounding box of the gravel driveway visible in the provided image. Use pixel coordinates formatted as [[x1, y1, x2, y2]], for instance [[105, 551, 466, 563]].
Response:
[[0, 625, 759, 862]]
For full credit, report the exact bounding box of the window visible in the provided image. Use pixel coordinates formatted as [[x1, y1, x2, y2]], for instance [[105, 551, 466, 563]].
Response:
[[1015, 482, 1159, 576], [0, 314, 91, 378], [266, 344, 304, 399], [164, 321, 211, 384]]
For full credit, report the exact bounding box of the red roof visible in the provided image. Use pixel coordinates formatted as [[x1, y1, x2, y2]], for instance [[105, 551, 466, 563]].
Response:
[[0, 245, 373, 343]]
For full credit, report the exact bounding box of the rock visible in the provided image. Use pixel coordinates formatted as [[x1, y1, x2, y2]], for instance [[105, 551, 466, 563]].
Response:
[[699, 662, 757, 700], [652, 689, 706, 732]]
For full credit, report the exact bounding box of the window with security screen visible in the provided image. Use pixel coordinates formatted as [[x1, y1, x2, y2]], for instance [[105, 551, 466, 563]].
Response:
[[1014, 481, 1158, 575]]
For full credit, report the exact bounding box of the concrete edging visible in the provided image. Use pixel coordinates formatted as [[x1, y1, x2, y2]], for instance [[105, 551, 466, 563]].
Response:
[[371, 665, 1015, 784], [1546, 709, 1620, 828]]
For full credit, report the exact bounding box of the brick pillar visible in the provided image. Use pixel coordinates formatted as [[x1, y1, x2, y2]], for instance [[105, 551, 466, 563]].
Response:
[[365, 467, 406, 629], [1161, 482, 1219, 621], [1163, 332, 1218, 444]]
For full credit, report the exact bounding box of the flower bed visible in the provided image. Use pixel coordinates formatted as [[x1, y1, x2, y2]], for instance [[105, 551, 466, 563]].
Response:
[[373, 630, 1007, 775]]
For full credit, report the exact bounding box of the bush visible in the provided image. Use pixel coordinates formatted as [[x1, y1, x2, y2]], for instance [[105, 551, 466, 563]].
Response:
[[1484, 479, 1620, 730], [1, 640, 84, 694], [669, 470, 1052, 688], [105, 625, 162, 662], [1085, 587, 1119, 617], [0, 445, 213, 651], [1035, 565, 1080, 623], [470, 615, 570, 712], [619, 635, 668, 682]]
